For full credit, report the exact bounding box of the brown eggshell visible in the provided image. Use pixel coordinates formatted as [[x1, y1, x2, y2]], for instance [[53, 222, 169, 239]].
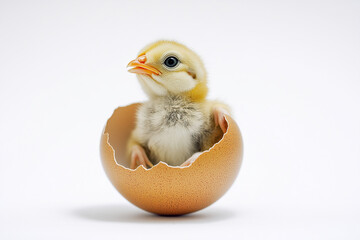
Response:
[[100, 103, 243, 215]]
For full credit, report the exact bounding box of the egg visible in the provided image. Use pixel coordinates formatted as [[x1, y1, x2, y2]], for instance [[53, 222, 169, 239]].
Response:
[[100, 103, 244, 215]]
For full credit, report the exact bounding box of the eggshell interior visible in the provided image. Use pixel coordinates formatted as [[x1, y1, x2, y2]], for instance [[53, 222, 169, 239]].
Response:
[[100, 103, 243, 215]]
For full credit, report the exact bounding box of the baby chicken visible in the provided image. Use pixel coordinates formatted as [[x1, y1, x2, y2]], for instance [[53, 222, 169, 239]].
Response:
[[126, 40, 230, 169]]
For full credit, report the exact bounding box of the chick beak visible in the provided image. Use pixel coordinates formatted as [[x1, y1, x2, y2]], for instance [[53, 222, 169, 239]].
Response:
[[127, 55, 161, 76]]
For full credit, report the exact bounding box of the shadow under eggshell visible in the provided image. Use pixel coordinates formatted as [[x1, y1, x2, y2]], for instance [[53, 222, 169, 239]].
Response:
[[100, 103, 243, 215]]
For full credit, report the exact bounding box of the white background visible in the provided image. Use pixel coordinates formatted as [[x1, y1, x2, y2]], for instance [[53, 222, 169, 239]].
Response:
[[1, 0, 359, 239]]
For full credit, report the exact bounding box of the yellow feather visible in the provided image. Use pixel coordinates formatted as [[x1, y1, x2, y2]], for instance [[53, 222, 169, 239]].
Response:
[[184, 81, 208, 102]]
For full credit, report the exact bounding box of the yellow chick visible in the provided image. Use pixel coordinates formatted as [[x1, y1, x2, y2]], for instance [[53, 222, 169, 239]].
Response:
[[126, 40, 231, 169]]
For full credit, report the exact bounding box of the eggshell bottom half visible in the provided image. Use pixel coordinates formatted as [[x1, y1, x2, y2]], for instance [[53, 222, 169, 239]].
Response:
[[100, 103, 243, 215]]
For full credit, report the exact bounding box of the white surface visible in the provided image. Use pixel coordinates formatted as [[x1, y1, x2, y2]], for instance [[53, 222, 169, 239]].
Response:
[[1, 0, 359, 239]]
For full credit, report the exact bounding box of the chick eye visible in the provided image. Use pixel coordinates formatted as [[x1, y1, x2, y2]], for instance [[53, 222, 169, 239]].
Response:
[[164, 56, 179, 68]]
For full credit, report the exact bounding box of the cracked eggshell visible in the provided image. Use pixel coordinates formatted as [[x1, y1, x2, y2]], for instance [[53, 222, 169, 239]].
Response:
[[100, 103, 243, 215]]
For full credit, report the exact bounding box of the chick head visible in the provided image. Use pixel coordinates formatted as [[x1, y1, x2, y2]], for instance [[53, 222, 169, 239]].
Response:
[[127, 40, 208, 101]]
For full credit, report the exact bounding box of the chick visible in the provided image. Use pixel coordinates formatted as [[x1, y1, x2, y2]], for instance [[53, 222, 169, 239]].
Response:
[[126, 40, 231, 169]]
